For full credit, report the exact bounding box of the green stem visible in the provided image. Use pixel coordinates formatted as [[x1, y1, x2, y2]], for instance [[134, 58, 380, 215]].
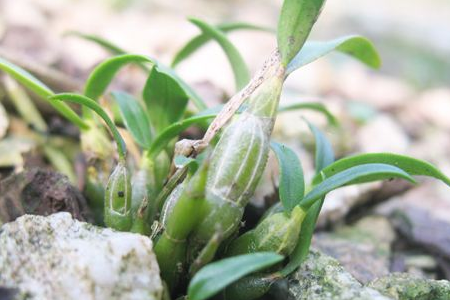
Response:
[[50, 93, 126, 160]]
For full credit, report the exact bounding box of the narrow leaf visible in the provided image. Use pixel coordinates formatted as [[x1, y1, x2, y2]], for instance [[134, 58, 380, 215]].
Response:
[[286, 35, 381, 75], [111, 91, 153, 149], [65, 31, 127, 55], [188, 252, 283, 300], [143, 67, 189, 133], [71, 38, 206, 110], [278, 102, 339, 126], [172, 22, 273, 67], [50, 93, 126, 160], [306, 121, 335, 174], [0, 57, 88, 129], [312, 153, 450, 186], [277, 0, 326, 66], [0, 57, 53, 98], [270, 141, 304, 212], [148, 114, 216, 158], [279, 121, 335, 276], [84, 54, 153, 100], [300, 163, 415, 210], [3, 76, 47, 132], [188, 18, 250, 90], [154, 63, 207, 110]]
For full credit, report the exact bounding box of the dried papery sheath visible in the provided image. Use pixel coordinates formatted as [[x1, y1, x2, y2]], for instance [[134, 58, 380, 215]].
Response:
[[129, 168, 154, 234], [189, 52, 285, 245], [104, 160, 132, 231], [160, 181, 185, 228], [130, 168, 152, 216]]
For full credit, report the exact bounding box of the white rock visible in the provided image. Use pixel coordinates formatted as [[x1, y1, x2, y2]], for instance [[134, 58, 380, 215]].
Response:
[[407, 88, 450, 130], [356, 114, 409, 153], [0, 213, 163, 300], [338, 65, 413, 110], [0, 102, 8, 139]]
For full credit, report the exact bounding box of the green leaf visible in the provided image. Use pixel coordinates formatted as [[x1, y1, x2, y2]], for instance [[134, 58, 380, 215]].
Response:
[[0, 57, 88, 130], [3, 76, 48, 132], [174, 155, 199, 173], [278, 102, 339, 127], [172, 22, 273, 67], [154, 63, 207, 111], [143, 67, 189, 133], [286, 35, 381, 75], [300, 163, 415, 210], [188, 252, 283, 300], [75, 43, 206, 110], [84, 54, 153, 101], [279, 121, 335, 277], [50, 93, 126, 160], [148, 114, 216, 158], [312, 153, 450, 187], [306, 121, 335, 174], [279, 198, 322, 277], [188, 18, 250, 90], [65, 31, 127, 55], [0, 57, 53, 98], [270, 141, 304, 212], [111, 91, 153, 149], [277, 0, 326, 66]]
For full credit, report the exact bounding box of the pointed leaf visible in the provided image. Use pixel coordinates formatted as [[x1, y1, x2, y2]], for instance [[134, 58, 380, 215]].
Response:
[[188, 252, 283, 300], [306, 121, 335, 174], [84, 54, 154, 100], [270, 141, 304, 212], [65, 31, 127, 55], [277, 0, 326, 66], [279, 121, 335, 276], [172, 22, 273, 67], [148, 114, 216, 158], [286, 35, 381, 75], [300, 163, 415, 210], [312, 153, 450, 186], [278, 102, 338, 127], [111, 91, 153, 149], [154, 63, 207, 110], [0, 57, 88, 129], [143, 67, 189, 132], [0, 57, 53, 98], [50, 93, 126, 159], [72, 40, 206, 110], [189, 18, 250, 90]]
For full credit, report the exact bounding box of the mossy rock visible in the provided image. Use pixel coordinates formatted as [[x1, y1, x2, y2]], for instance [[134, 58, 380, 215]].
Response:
[[368, 273, 450, 300], [284, 249, 390, 300], [281, 249, 450, 300]]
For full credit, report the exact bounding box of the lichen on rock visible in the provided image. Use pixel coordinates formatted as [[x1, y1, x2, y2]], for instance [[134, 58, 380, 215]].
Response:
[[313, 215, 395, 283], [285, 249, 390, 300], [368, 273, 450, 300], [0, 212, 163, 300]]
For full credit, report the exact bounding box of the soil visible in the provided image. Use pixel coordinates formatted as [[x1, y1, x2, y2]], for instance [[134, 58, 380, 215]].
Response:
[[0, 168, 92, 223]]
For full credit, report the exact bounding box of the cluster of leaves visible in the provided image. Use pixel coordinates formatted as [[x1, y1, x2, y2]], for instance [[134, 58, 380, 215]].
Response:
[[1, 0, 450, 300]]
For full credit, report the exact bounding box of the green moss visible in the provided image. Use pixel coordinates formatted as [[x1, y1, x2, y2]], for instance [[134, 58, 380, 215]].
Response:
[[369, 273, 450, 300]]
